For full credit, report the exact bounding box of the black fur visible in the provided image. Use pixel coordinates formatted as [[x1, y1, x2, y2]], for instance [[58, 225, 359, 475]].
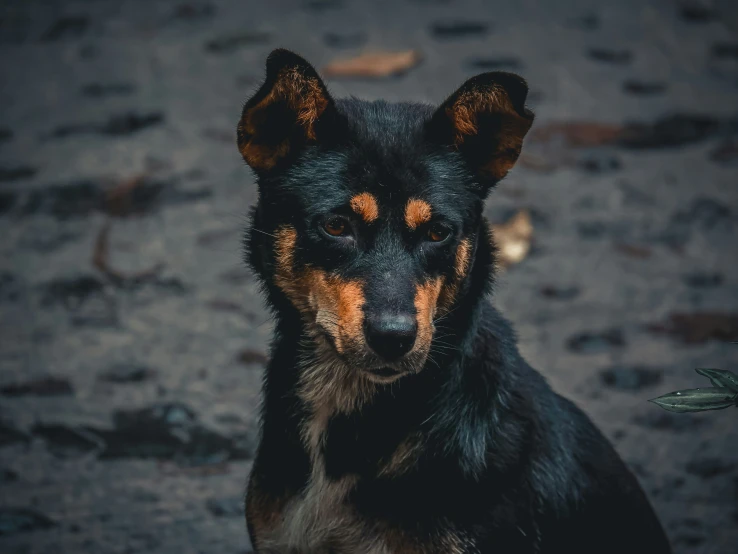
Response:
[[240, 49, 671, 553]]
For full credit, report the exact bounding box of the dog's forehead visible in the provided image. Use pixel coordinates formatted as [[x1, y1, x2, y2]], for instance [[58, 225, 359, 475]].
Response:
[[339, 100, 458, 200], [291, 99, 473, 223], [340, 100, 432, 188], [338, 98, 433, 144]]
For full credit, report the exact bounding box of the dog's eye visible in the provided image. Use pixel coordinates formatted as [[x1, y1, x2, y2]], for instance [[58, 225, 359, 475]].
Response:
[[427, 223, 451, 243], [323, 217, 349, 237]]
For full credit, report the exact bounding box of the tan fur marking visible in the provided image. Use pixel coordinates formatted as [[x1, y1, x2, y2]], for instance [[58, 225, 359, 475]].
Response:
[[238, 67, 329, 170], [379, 433, 423, 477], [350, 192, 379, 223], [336, 280, 365, 348], [273, 226, 304, 308], [454, 238, 472, 280], [414, 278, 443, 354], [255, 455, 371, 553], [404, 198, 432, 230], [304, 274, 364, 352], [273, 227, 365, 345], [446, 86, 533, 180], [240, 139, 291, 171], [447, 88, 516, 143]]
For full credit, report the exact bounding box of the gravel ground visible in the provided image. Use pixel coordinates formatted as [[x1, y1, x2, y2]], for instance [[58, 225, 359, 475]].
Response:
[[1, 0, 737, 553]]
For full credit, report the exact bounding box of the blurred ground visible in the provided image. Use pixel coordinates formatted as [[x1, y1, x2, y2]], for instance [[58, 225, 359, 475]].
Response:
[[1, 0, 737, 552]]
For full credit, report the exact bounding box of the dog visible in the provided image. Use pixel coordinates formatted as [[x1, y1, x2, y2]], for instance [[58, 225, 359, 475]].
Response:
[[236, 49, 671, 554]]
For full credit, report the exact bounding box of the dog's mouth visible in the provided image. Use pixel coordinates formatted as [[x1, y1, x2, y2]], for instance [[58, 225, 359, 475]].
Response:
[[314, 323, 422, 384], [361, 366, 406, 384], [364, 367, 406, 382], [370, 367, 400, 378]]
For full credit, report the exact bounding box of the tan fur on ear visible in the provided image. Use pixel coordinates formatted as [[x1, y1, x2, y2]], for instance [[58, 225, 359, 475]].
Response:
[[446, 86, 533, 180], [447, 87, 518, 144], [238, 67, 330, 171]]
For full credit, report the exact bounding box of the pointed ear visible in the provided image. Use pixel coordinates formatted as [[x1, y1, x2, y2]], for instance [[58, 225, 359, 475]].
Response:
[[427, 72, 534, 186], [237, 49, 339, 172]]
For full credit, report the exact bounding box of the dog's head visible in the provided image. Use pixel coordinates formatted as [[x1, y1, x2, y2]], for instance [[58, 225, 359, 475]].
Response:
[[239, 49, 533, 384]]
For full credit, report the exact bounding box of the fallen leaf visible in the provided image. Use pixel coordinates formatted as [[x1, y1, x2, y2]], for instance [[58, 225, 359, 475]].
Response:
[[93, 222, 164, 286], [618, 114, 722, 149], [649, 387, 736, 413], [323, 50, 421, 78], [647, 312, 738, 344], [517, 151, 574, 172], [490, 209, 533, 268], [529, 122, 623, 147], [529, 114, 729, 150], [694, 368, 738, 393]]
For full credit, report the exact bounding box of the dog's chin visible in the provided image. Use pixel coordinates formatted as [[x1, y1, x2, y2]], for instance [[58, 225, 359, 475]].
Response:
[[360, 366, 407, 384]]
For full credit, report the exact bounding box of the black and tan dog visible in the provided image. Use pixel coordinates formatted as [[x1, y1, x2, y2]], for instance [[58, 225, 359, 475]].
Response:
[[236, 49, 671, 554]]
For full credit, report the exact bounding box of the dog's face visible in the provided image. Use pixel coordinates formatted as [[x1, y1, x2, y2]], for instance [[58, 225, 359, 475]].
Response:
[[238, 50, 533, 384]]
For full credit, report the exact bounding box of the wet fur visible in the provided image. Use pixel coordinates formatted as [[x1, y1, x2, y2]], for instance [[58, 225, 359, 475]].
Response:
[[240, 50, 671, 553]]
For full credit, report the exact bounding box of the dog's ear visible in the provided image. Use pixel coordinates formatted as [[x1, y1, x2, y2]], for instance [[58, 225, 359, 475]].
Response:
[[237, 49, 339, 172], [426, 72, 534, 188]]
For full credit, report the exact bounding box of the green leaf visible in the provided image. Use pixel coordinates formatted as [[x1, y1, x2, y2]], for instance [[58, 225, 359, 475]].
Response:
[[695, 368, 738, 393], [649, 387, 737, 413]]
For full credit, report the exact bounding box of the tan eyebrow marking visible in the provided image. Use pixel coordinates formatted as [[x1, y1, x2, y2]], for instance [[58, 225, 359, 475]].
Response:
[[454, 238, 472, 279], [404, 198, 432, 230], [349, 192, 379, 223]]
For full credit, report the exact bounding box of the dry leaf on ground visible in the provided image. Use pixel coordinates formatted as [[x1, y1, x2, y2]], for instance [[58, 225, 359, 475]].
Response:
[[93, 222, 164, 285], [490, 209, 533, 269], [529, 122, 624, 147], [323, 50, 421, 78], [517, 151, 576, 172], [647, 312, 738, 344]]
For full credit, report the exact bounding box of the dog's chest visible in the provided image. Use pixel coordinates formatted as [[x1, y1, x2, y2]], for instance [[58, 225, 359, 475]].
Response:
[[258, 467, 389, 554], [258, 404, 389, 553]]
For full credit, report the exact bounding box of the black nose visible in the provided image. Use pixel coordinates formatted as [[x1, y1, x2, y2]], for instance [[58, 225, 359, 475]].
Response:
[[364, 313, 418, 361]]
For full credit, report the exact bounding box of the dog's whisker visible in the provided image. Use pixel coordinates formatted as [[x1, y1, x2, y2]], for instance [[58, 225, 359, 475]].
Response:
[[251, 228, 278, 239]]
